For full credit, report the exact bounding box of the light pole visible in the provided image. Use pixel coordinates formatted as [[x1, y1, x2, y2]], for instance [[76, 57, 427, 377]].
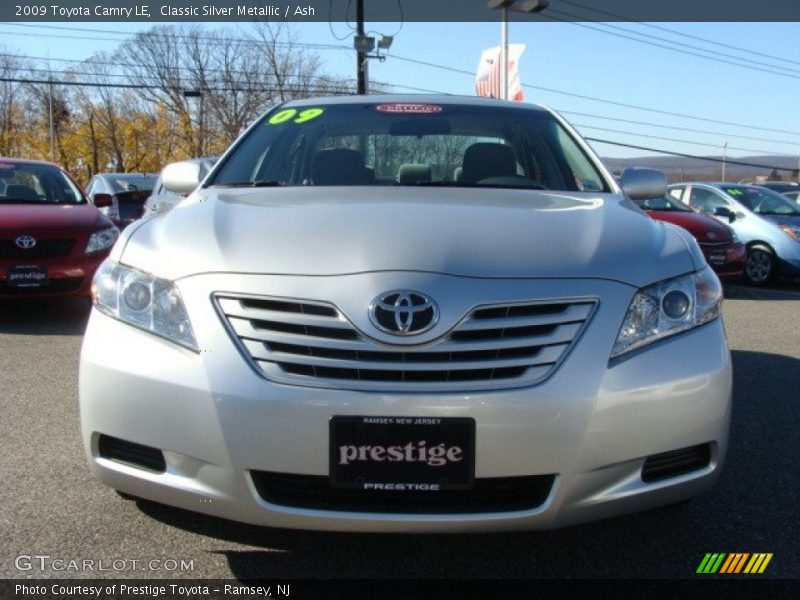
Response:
[[183, 89, 203, 155], [487, 0, 549, 100], [721, 141, 727, 182]]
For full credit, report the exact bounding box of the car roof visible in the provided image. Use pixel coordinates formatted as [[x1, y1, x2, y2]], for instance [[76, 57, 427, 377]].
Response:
[[281, 94, 551, 114], [0, 157, 61, 168]]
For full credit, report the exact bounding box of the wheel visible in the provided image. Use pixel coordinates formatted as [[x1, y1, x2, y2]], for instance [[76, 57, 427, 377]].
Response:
[[745, 245, 775, 286]]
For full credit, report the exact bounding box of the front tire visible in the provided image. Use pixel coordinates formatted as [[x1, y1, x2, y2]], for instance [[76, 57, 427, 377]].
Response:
[[745, 245, 775, 286]]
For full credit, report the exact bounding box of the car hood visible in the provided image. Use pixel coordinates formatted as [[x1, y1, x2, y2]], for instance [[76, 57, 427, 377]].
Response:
[[0, 202, 108, 232], [646, 209, 733, 243], [118, 187, 699, 288]]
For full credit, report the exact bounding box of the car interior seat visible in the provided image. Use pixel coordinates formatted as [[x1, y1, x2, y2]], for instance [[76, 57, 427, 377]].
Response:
[[397, 164, 432, 185], [311, 148, 368, 185], [460, 143, 517, 183], [4, 184, 39, 201]]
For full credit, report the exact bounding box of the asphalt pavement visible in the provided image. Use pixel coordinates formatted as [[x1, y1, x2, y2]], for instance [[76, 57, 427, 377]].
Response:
[[1, 284, 798, 580]]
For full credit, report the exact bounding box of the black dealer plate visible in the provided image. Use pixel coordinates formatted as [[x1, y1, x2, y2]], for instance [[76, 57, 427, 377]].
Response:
[[329, 416, 475, 490], [6, 265, 48, 288]]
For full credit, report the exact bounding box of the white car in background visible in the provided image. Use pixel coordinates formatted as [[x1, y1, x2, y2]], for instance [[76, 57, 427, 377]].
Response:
[[143, 157, 218, 216]]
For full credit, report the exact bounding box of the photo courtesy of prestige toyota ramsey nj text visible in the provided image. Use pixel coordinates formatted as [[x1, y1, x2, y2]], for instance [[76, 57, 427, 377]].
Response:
[[78, 96, 732, 533]]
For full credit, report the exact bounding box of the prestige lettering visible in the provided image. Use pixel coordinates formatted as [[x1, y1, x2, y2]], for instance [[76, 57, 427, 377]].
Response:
[[338, 441, 464, 467]]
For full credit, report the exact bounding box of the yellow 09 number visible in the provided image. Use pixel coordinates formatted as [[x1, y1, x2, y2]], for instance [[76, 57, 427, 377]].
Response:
[[268, 108, 324, 125]]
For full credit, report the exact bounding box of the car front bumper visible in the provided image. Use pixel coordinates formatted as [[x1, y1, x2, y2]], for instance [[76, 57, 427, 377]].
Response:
[[79, 273, 732, 532], [0, 251, 108, 298]]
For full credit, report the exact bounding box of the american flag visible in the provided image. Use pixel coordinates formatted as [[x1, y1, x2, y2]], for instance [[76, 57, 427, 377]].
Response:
[[475, 44, 526, 101], [475, 47, 501, 98]]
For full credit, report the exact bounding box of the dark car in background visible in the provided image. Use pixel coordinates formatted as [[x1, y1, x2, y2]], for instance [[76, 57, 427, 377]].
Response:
[[633, 193, 745, 280], [86, 172, 157, 228], [757, 181, 800, 195], [0, 158, 118, 298]]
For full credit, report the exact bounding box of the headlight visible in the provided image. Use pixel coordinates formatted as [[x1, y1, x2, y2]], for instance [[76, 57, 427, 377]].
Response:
[[611, 267, 722, 359], [91, 261, 198, 351], [85, 226, 119, 255], [779, 224, 800, 241]]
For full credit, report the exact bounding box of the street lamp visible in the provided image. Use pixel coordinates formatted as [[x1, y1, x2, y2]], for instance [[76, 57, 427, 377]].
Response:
[[183, 90, 204, 155], [487, 0, 549, 100]]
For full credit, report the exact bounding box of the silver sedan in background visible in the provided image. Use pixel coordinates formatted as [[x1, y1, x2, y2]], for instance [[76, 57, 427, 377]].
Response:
[[80, 96, 731, 532]]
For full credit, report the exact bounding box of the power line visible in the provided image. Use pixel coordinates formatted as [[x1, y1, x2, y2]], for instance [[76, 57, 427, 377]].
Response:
[[573, 123, 797, 156], [0, 76, 355, 94], [586, 137, 796, 172], [560, 110, 800, 147], [545, 9, 800, 79], [5, 23, 800, 139], [557, 0, 800, 69], [543, 11, 800, 82]]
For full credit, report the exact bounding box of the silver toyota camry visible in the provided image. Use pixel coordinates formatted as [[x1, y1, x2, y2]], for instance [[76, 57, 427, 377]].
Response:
[[80, 96, 731, 532]]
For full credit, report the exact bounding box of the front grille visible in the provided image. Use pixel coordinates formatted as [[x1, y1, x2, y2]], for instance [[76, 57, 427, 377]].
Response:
[[215, 294, 596, 391], [251, 471, 555, 514], [0, 277, 83, 294], [0, 238, 75, 259], [98, 435, 166, 473], [641, 443, 711, 482]]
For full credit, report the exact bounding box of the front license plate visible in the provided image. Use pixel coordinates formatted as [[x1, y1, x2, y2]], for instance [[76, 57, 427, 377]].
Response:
[[6, 265, 48, 288], [330, 416, 475, 491], [708, 252, 726, 265]]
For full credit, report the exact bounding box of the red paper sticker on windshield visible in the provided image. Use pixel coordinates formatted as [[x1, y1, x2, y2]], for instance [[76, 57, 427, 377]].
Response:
[[375, 103, 443, 114]]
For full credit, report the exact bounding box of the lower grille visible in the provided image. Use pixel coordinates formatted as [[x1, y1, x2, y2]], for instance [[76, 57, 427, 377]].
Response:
[[251, 471, 555, 514], [641, 443, 711, 482], [0, 278, 83, 294], [0, 239, 75, 258], [98, 435, 166, 473]]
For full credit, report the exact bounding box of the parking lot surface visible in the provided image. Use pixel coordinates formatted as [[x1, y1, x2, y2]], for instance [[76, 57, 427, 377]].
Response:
[[1, 284, 798, 579]]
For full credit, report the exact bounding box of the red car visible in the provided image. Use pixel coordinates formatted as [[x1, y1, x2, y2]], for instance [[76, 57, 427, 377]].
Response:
[[0, 158, 119, 298], [633, 194, 746, 280]]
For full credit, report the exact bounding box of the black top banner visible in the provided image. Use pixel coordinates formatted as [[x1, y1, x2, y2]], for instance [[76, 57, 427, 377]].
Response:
[[3, 0, 800, 23]]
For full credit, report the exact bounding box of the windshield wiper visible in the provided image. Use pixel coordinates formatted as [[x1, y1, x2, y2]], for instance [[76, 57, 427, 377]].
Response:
[[209, 180, 283, 188]]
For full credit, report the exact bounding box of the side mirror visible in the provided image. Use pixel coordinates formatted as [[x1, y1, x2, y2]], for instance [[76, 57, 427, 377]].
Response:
[[619, 167, 667, 201], [93, 193, 113, 208], [713, 206, 736, 222], [161, 161, 203, 196]]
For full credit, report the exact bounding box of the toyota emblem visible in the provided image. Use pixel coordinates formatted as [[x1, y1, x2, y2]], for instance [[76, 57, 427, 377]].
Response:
[[14, 234, 36, 249], [369, 291, 439, 335]]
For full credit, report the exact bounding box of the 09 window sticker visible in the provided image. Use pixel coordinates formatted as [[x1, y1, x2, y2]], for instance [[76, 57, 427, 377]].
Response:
[[267, 108, 325, 125]]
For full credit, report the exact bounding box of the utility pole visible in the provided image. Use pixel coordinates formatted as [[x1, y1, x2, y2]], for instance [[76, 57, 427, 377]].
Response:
[[356, 0, 368, 94], [500, 6, 508, 100], [721, 141, 727, 182], [48, 78, 55, 161]]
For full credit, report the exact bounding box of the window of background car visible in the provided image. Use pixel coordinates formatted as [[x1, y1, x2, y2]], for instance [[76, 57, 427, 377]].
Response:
[[721, 185, 800, 216], [0, 163, 85, 204], [689, 187, 731, 214], [634, 195, 692, 211], [209, 104, 610, 193]]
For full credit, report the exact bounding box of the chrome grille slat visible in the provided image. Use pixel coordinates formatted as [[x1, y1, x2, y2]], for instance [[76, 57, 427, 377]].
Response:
[[458, 303, 593, 330], [217, 298, 351, 329], [246, 342, 567, 371], [215, 293, 596, 391], [230, 318, 375, 350]]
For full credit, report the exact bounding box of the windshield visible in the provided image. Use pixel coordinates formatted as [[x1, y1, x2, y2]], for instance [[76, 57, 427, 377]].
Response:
[[209, 102, 610, 193], [633, 195, 692, 212], [106, 174, 157, 193], [721, 185, 800, 216], [0, 162, 85, 205]]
